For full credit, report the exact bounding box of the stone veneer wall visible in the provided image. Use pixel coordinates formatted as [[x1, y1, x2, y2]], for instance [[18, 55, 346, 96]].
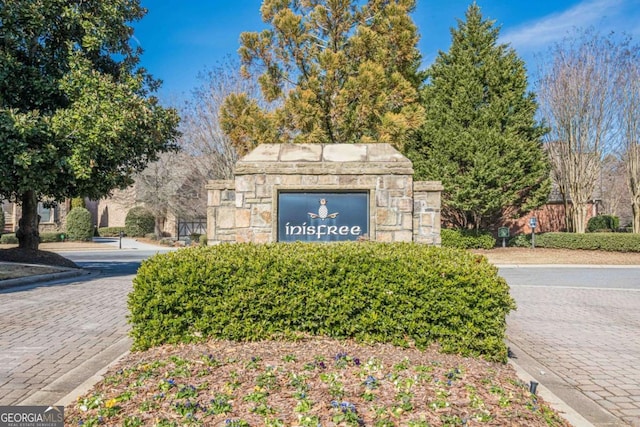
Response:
[[206, 144, 442, 245]]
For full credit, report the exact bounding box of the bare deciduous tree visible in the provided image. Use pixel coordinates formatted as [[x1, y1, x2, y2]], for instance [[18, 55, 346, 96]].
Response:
[[130, 58, 264, 234], [599, 155, 629, 221], [618, 43, 640, 232], [133, 151, 193, 237], [180, 57, 264, 181], [538, 29, 620, 233]]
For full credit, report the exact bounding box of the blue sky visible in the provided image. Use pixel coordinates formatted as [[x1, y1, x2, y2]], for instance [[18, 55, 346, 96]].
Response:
[[133, 0, 640, 104]]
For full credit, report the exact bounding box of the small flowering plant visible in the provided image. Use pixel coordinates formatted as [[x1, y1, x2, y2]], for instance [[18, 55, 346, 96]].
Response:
[[331, 400, 363, 426]]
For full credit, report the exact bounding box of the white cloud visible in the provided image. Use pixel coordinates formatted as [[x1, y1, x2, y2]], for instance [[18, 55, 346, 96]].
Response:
[[500, 0, 636, 52]]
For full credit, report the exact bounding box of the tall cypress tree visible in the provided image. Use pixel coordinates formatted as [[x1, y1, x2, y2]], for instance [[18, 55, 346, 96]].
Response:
[[408, 3, 550, 230]]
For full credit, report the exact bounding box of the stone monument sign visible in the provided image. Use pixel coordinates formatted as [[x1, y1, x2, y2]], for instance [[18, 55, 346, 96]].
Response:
[[206, 143, 442, 245]]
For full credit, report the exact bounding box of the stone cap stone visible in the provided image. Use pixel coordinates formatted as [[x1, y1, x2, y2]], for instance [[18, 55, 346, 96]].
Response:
[[205, 180, 235, 190], [235, 143, 413, 175], [414, 181, 444, 192]]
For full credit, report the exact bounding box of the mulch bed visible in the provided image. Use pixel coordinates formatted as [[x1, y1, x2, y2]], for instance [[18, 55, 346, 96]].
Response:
[[0, 247, 79, 268], [65, 338, 570, 426]]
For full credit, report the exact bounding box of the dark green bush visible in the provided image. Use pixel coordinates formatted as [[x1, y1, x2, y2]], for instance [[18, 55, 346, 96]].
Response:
[[587, 215, 619, 232], [40, 232, 65, 243], [532, 232, 640, 251], [98, 227, 126, 237], [2, 232, 69, 244], [125, 207, 155, 237], [0, 233, 17, 244], [509, 233, 531, 247], [129, 242, 516, 362], [441, 228, 496, 249], [0, 206, 5, 235], [65, 207, 94, 241]]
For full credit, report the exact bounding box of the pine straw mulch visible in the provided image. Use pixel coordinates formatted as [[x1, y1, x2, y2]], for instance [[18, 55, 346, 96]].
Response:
[[65, 337, 570, 426]]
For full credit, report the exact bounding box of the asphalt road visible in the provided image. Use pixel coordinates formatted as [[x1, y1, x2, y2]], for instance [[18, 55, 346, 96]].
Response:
[[500, 266, 640, 427], [62, 249, 173, 276], [499, 266, 640, 290]]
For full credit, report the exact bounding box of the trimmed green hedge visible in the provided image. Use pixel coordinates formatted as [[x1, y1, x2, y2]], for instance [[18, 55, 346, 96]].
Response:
[[0, 233, 17, 244], [441, 228, 496, 249], [129, 242, 516, 362], [125, 207, 154, 237], [0, 232, 64, 244], [587, 215, 619, 232], [40, 232, 65, 242], [98, 227, 126, 237], [65, 207, 94, 241], [511, 232, 640, 251]]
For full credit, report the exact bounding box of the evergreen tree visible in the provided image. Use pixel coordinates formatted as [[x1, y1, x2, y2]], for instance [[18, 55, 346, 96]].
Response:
[[0, 0, 179, 250], [408, 3, 550, 230], [221, 0, 425, 155]]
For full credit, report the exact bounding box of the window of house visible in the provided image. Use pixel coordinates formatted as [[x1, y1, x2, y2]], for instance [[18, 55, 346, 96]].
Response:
[[2, 201, 13, 230], [2, 200, 11, 211], [37, 202, 55, 223]]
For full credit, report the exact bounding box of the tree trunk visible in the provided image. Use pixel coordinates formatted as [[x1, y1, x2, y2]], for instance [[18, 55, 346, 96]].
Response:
[[16, 190, 40, 250], [154, 216, 165, 239], [633, 200, 640, 234], [563, 199, 573, 232], [572, 202, 588, 234]]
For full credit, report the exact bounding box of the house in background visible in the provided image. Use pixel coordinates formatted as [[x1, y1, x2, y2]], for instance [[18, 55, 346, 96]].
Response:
[[502, 183, 599, 235], [2, 199, 72, 234], [2, 191, 204, 239]]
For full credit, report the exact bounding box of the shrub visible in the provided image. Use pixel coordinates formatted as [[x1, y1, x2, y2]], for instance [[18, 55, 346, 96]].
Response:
[[532, 232, 640, 252], [125, 207, 155, 237], [70, 197, 86, 210], [1, 232, 65, 243], [441, 228, 496, 249], [65, 207, 94, 241], [97, 227, 126, 237], [159, 238, 176, 246], [509, 234, 531, 247], [199, 234, 208, 246], [0, 233, 17, 244], [0, 206, 4, 235], [40, 232, 65, 243], [129, 242, 516, 362], [587, 215, 619, 232]]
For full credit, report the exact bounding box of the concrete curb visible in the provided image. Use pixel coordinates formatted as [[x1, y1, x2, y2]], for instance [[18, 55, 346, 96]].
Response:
[[19, 336, 132, 407], [508, 359, 595, 427], [507, 340, 621, 427], [496, 264, 640, 269], [0, 268, 90, 291]]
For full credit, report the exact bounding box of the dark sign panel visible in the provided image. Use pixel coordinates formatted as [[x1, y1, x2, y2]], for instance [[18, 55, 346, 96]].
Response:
[[278, 192, 369, 242]]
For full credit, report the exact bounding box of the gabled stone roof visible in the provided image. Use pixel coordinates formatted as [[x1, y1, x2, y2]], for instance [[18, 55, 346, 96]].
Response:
[[234, 143, 413, 175]]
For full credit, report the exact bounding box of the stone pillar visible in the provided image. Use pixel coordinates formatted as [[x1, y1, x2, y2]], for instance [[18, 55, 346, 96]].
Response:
[[413, 181, 443, 245], [205, 180, 236, 245]]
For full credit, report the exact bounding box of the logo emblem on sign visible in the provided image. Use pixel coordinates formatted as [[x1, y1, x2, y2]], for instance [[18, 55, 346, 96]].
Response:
[[308, 198, 338, 220]]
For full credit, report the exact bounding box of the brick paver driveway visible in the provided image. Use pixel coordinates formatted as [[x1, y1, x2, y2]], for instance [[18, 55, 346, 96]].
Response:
[[0, 274, 132, 405], [503, 266, 640, 427]]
